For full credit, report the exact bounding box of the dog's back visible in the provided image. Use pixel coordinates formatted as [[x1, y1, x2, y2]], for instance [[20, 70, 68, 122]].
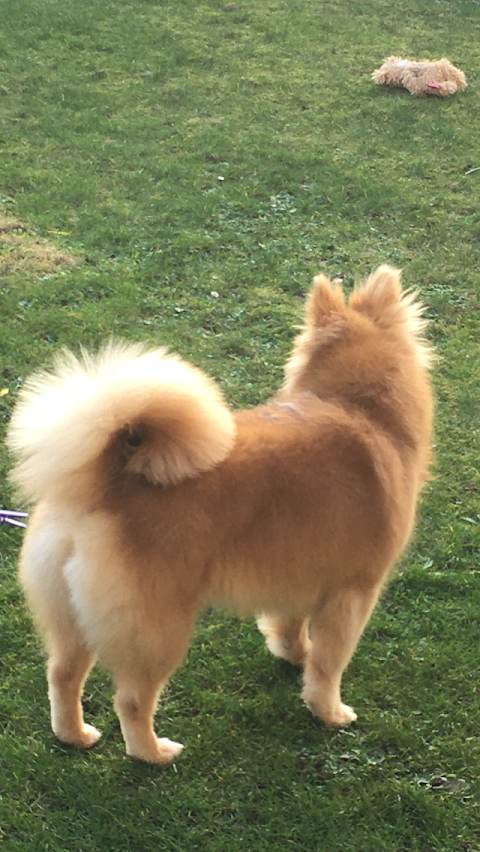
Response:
[[109, 392, 413, 615]]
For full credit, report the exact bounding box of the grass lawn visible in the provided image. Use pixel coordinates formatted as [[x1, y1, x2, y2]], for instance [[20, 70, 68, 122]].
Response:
[[1, 0, 480, 849]]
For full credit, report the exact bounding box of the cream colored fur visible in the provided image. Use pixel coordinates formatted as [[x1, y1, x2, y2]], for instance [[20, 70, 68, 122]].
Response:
[[373, 56, 466, 97], [8, 342, 236, 500]]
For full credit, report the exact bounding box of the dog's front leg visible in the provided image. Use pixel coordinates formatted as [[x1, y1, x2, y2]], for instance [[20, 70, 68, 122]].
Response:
[[302, 583, 381, 726]]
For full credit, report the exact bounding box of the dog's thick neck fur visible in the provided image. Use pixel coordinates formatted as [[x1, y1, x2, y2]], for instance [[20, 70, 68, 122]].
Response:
[[281, 266, 433, 482]]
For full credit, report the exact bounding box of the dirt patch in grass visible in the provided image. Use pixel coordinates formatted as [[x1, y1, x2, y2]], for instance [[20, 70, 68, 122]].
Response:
[[0, 212, 80, 277]]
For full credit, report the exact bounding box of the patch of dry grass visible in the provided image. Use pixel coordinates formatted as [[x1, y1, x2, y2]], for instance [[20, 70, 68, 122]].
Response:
[[0, 212, 79, 277]]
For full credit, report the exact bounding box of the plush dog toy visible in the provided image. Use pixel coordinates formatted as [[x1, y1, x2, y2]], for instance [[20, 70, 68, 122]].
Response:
[[373, 56, 466, 96]]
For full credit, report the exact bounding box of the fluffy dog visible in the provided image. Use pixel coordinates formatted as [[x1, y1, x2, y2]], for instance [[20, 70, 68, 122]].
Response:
[[8, 265, 434, 764], [373, 56, 466, 96]]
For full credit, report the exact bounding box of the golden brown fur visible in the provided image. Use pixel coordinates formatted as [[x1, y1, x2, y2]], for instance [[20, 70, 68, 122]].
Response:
[[7, 265, 434, 764], [373, 56, 466, 97]]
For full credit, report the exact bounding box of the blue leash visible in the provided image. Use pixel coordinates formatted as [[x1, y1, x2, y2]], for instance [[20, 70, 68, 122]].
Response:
[[0, 509, 28, 529]]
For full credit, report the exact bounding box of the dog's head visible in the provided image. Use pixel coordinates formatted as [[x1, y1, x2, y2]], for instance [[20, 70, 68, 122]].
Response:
[[283, 265, 433, 407]]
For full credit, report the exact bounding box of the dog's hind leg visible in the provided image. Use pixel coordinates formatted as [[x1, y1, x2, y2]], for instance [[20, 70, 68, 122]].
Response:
[[19, 506, 100, 749], [257, 615, 311, 666], [112, 611, 196, 764], [47, 632, 98, 748], [302, 584, 381, 727]]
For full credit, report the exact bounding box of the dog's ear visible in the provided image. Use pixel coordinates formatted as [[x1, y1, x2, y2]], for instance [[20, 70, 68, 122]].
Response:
[[350, 265, 403, 322], [305, 275, 346, 327]]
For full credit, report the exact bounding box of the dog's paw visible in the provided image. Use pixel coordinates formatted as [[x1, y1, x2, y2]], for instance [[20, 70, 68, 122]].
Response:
[[127, 737, 184, 765], [302, 688, 357, 727], [155, 737, 184, 764], [321, 703, 357, 727], [79, 723, 103, 747], [56, 723, 102, 749]]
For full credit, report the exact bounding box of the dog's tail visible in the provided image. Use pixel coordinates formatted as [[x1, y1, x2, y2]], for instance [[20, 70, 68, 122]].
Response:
[[7, 343, 236, 503]]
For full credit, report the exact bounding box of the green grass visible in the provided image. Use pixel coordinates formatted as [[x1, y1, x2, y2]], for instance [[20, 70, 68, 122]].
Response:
[[1, 0, 480, 849]]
